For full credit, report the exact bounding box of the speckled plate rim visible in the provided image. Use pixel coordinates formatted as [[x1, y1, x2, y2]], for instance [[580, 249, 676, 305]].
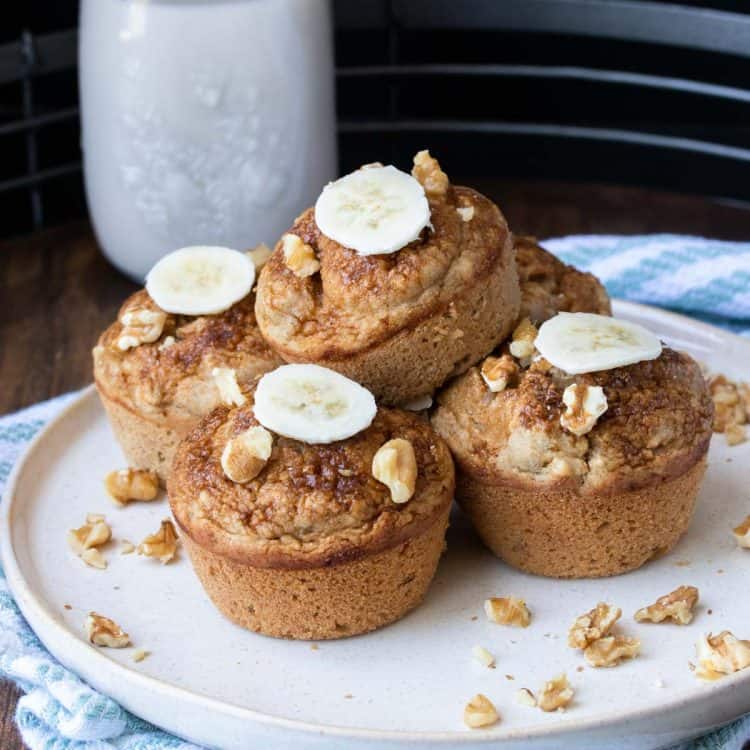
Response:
[[1, 299, 749, 747]]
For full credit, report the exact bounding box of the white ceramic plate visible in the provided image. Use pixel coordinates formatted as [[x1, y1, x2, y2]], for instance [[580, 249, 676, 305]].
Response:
[[2, 300, 750, 750]]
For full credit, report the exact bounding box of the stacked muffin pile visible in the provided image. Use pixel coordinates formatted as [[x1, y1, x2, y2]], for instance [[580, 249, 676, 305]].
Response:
[[93, 151, 713, 641]]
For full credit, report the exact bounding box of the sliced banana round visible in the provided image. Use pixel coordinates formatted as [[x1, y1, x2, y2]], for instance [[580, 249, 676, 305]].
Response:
[[314, 165, 430, 255], [145, 246, 255, 316], [253, 364, 377, 444], [535, 312, 662, 375]]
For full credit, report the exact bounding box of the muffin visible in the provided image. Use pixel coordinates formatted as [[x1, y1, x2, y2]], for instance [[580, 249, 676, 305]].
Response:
[[432, 313, 713, 578], [94, 246, 281, 481], [169, 364, 455, 639], [515, 235, 611, 324], [255, 151, 520, 405]]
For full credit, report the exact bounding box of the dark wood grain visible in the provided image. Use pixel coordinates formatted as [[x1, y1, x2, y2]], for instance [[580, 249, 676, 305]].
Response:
[[1, 180, 749, 748]]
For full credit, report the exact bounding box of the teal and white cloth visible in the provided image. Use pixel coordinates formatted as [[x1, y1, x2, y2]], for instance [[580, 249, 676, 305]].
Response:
[[1, 234, 749, 750]]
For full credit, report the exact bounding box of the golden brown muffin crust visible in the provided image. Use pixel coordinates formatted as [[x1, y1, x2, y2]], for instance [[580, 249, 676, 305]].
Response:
[[255, 183, 513, 360], [433, 347, 713, 494], [94, 290, 281, 422], [169, 395, 455, 569], [515, 235, 611, 324]]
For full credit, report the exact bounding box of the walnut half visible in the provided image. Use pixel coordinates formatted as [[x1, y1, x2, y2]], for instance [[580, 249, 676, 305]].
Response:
[[509, 318, 538, 360], [372, 438, 418, 504], [412, 150, 449, 199], [584, 635, 641, 668], [85, 612, 130, 648], [221, 426, 273, 483], [484, 597, 531, 628], [105, 468, 159, 506], [634, 585, 699, 625], [282, 233, 320, 278], [116, 306, 167, 351], [137, 519, 179, 564], [568, 602, 621, 649]]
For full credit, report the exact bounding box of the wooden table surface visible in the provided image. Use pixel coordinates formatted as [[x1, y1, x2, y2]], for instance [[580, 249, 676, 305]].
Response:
[[1, 180, 749, 748]]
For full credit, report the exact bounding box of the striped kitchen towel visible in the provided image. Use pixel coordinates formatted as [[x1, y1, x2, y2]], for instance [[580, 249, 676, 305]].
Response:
[[0, 234, 749, 750]]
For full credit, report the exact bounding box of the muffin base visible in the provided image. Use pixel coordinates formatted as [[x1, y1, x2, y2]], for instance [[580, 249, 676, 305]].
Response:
[[273, 249, 520, 406], [180, 509, 450, 640], [457, 458, 707, 579], [96, 386, 188, 482]]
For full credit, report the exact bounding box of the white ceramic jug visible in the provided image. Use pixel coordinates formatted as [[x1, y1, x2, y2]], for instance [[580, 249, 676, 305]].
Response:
[[79, 0, 336, 281]]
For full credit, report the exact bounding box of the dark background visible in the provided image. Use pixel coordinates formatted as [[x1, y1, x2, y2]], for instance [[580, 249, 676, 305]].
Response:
[[2, 0, 749, 240]]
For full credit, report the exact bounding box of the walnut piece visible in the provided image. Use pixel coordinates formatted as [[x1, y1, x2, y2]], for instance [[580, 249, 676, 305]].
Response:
[[212, 367, 246, 407], [472, 645, 496, 668], [509, 318, 538, 360], [708, 374, 749, 445], [456, 205, 474, 222], [537, 674, 574, 712], [105, 468, 159, 506], [85, 612, 130, 648], [634, 585, 699, 625], [480, 353, 519, 393], [132, 648, 150, 662], [221, 426, 273, 483], [463, 694, 499, 729], [560, 383, 608, 436], [67, 516, 112, 555], [120, 540, 136, 555], [516, 688, 537, 707], [412, 150, 450, 199], [584, 635, 641, 667], [137, 519, 179, 564], [694, 631, 750, 680], [282, 233, 320, 278], [484, 597, 531, 627], [116, 305, 167, 351], [733, 515, 750, 548], [81, 548, 107, 569], [247, 242, 272, 271], [372, 438, 418, 504], [568, 602, 621, 649]]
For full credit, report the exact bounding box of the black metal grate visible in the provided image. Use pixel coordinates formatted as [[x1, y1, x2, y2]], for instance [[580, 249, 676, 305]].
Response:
[[1, 0, 750, 239]]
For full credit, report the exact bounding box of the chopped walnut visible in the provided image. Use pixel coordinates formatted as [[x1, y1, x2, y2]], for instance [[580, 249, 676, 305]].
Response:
[[372, 438, 418, 504], [81, 548, 107, 569], [516, 688, 537, 707], [104, 468, 159, 506], [484, 596, 531, 627], [132, 648, 150, 662], [708, 374, 749, 445], [412, 150, 449, 199], [85, 612, 130, 648], [509, 318, 538, 360], [480, 354, 518, 393], [537, 674, 574, 712], [68, 516, 112, 557], [221, 425, 273, 483], [560, 383, 608, 436], [282, 233, 320, 278], [137, 519, 179, 564], [634, 586, 699, 625], [733, 515, 750, 548], [120, 540, 135, 555], [472, 645, 496, 668], [568, 602, 621, 649], [456, 205, 474, 222], [212, 367, 246, 407], [694, 631, 750, 680], [463, 694, 499, 729], [246, 242, 272, 271], [116, 305, 167, 351], [584, 635, 641, 667], [158, 335, 176, 351]]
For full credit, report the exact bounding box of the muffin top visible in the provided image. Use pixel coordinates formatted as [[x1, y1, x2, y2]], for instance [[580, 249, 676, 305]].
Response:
[[255, 152, 514, 360], [432, 347, 713, 494], [516, 235, 611, 324], [169, 390, 455, 569], [94, 289, 281, 424]]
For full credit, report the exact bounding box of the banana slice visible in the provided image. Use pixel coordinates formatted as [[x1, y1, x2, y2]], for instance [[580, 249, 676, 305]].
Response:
[[535, 312, 662, 374], [145, 246, 255, 316], [253, 364, 377, 444], [314, 165, 430, 255]]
